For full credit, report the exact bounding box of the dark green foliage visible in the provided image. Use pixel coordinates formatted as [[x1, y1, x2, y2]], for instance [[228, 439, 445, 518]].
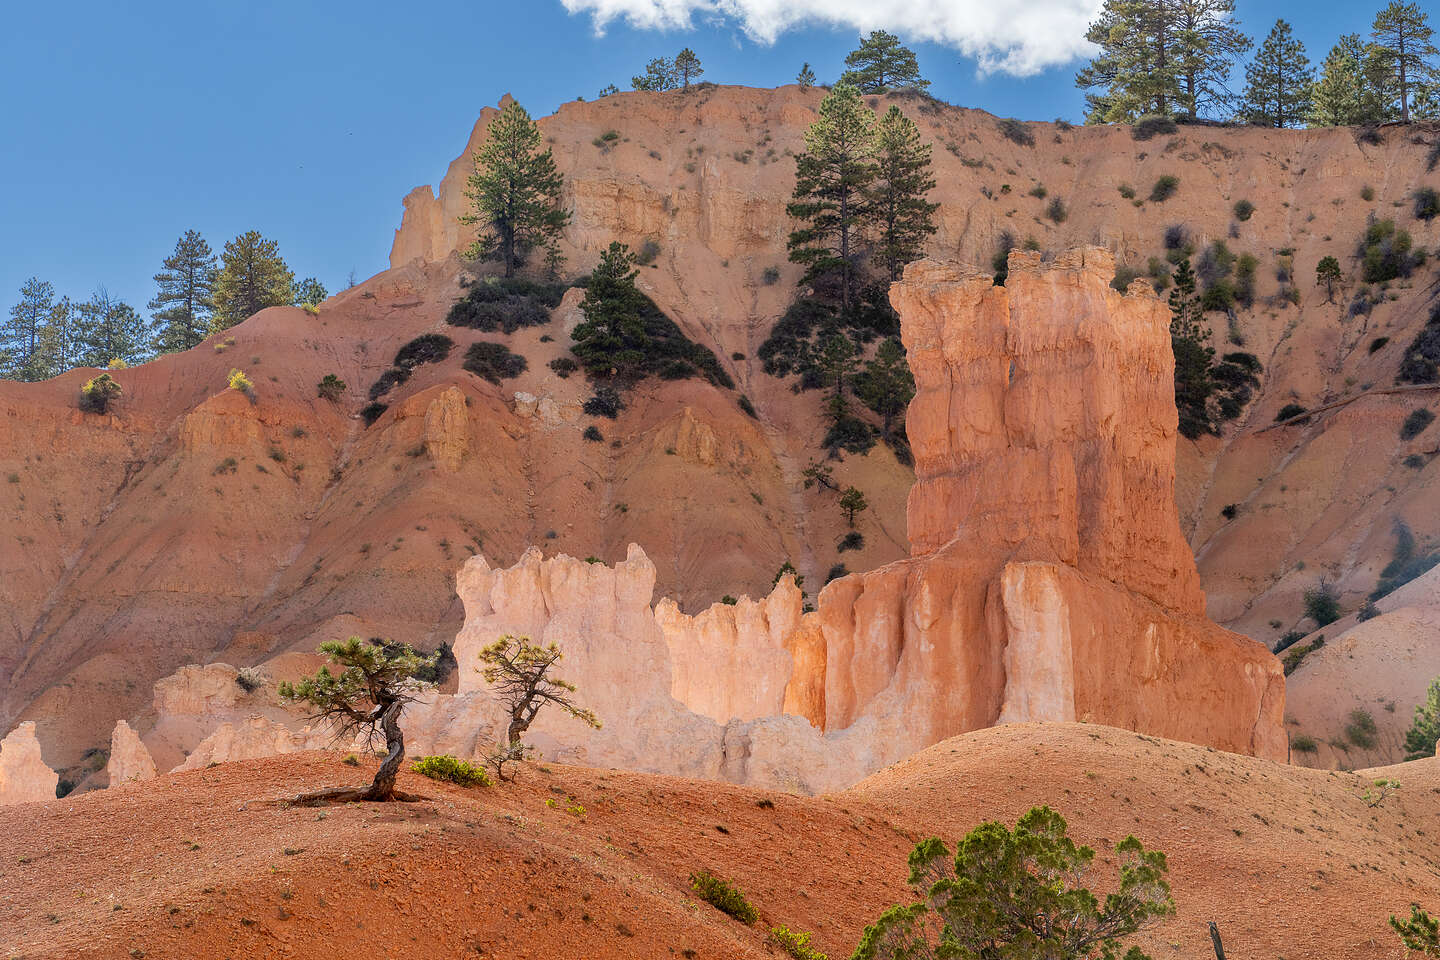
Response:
[[293, 277, 327, 309], [738, 394, 757, 418], [1401, 407, 1436, 439], [992, 231, 1017, 286], [1398, 313, 1440, 383], [411, 755, 491, 787], [1403, 680, 1440, 760], [583, 386, 624, 419], [571, 242, 732, 389], [762, 266, 781, 285], [1371, 337, 1390, 353], [825, 563, 849, 584], [1233, 199, 1255, 221], [549, 356, 578, 378], [317, 374, 346, 401], [1416, 187, 1440, 221], [149, 230, 217, 354], [690, 870, 757, 924], [1406, 453, 1428, 468], [853, 806, 1173, 960], [636, 239, 662, 265], [1150, 175, 1180, 202], [1243, 20, 1314, 127], [1372, 520, 1439, 600], [1391, 904, 1440, 954], [394, 333, 455, 369], [853, 336, 914, 443], [1164, 224, 1190, 251], [1274, 402, 1308, 423], [1275, 630, 1306, 653], [1357, 600, 1381, 622], [837, 531, 865, 552], [842, 30, 929, 93], [1045, 197, 1068, 222], [1359, 219, 1421, 283], [1282, 635, 1326, 675], [870, 106, 939, 282], [1345, 708, 1378, 748], [369, 366, 411, 400], [583, 425, 603, 442], [997, 118, 1035, 146], [1221, 503, 1238, 520], [824, 414, 876, 455], [1132, 115, 1178, 140], [1316, 255, 1343, 301], [446, 276, 566, 333], [463, 341, 528, 384], [839, 486, 868, 527], [361, 402, 388, 426], [1112, 264, 1143, 292], [1291, 734, 1318, 753], [1168, 259, 1260, 438], [78, 373, 122, 414], [1304, 580, 1342, 626]]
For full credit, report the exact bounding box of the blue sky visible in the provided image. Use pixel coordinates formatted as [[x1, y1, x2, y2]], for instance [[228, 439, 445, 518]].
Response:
[[0, 1, 1382, 320]]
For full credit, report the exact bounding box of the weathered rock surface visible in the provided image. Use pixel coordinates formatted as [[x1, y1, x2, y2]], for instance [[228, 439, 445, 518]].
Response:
[[174, 717, 318, 772], [801, 251, 1285, 762], [0, 722, 58, 805], [106, 720, 156, 786]]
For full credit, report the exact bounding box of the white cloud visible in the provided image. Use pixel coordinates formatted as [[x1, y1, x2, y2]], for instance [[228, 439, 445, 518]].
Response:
[[559, 0, 1104, 77]]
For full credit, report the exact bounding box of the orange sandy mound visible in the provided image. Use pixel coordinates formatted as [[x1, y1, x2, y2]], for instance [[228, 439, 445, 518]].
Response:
[[3, 722, 1436, 959]]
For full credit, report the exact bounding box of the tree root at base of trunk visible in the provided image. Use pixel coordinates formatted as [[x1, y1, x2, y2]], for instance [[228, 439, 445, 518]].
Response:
[[284, 786, 425, 807]]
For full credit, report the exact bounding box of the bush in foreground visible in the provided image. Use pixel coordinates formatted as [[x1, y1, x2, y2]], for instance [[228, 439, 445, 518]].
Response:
[[853, 806, 1172, 960], [411, 754, 491, 788], [691, 869, 758, 924]]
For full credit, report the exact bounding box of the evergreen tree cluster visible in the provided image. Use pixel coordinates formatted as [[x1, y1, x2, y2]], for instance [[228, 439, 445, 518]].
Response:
[[1077, 0, 1439, 127], [2, 228, 324, 382]]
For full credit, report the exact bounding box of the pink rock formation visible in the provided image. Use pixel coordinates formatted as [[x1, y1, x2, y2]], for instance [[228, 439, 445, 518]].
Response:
[[803, 250, 1286, 761], [106, 720, 157, 786], [174, 717, 317, 772], [0, 722, 58, 805]]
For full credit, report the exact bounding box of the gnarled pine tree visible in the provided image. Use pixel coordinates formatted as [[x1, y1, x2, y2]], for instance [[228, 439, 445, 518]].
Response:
[[478, 635, 599, 781], [279, 638, 437, 803]]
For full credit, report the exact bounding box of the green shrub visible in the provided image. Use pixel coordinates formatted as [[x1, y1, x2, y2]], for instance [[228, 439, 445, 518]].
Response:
[[1401, 407, 1435, 440], [410, 755, 491, 787], [1028, 184, 1048, 199], [583, 425, 603, 442], [837, 531, 865, 552], [825, 564, 849, 584], [1369, 336, 1389, 354], [1345, 709, 1378, 749], [583, 386, 624, 419], [761, 266, 781, 285], [1291, 734, 1318, 753], [1046, 197, 1068, 223], [1275, 630, 1306, 653], [1304, 581, 1341, 626], [1131, 114, 1177, 140], [636, 238, 662, 265], [690, 870, 757, 924], [738, 394, 757, 418], [771, 926, 828, 960], [1274, 403, 1309, 424], [1361, 184, 1376, 201], [1117, 183, 1135, 199], [78, 373, 122, 414], [1149, 175, 1180, 202], [1221, 503, 1237, 520], [1111, 264, 1142, 292], [368, 366, 411, 400], [446, 277, 566, 333], [1405, 453, 1427, 469], [462, 341, 528, 384], [996, 118, 1034, 147], [317, 374, 346, 401], [1415, 187, 1440, 222], [1371, 521, 1439, 600], [549, 356, 579, 378], [1233, 199, 1255, 221], [360, 402, 388, 426], [394, 333, 455, 369], [227, 368, 254, 394], [1359, 219, 1420, 283], [1403, 678, 1440, 760], [1398, 309, 1440, 383]]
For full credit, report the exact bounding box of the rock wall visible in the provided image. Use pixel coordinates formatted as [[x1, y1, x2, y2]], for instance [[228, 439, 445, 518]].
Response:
[[106, 720, 157, 786], [804, 250, 1286, 760], [0, 722, 58, 805]]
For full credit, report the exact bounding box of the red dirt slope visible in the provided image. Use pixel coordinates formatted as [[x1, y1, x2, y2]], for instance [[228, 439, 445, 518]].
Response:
[[2, 722, 1436, 959]]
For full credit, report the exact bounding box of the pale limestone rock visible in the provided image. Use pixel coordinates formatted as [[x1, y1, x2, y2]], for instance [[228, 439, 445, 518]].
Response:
[[174, 717, 315, 772], [106, 720, 157, 786], [0, 722, 58, 805], [423, 386, 468, 473]]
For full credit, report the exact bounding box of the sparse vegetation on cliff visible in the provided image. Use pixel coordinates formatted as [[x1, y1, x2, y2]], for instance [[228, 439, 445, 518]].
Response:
[[78, 373, 122, 414], [463, 341, 528, 384], [478, 635, 599, 782], [316, 373, 346, 401], [1403, 678, 1440, 760], [690, 869, 758, 924]]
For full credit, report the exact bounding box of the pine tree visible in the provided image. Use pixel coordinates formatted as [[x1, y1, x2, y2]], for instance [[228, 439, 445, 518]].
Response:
[[31, 296, 77, 381], [853, 336, 915, 442], [1372, 2, 1439, 123], [1243, 20, 1313, 128], [75, 287, 151, 368], [1168, 258, 1217, 439], [797, 63, 816, 90], [292, 277, 328, 308], [149, 230, 216, 355], [839, 486, 868, 527], [842, 31, 929, 93], [1403, 677, 1440, 760], [1173, 0, 1251, 118], [1076, 0, 1184, 122], [868, 106, 938, 282], [631, 57, 678, 91], [1316, 256, 1342, 302], [212, 231, 295, 330], [818, 330, 860, 421], [1, 277, 55, 380], [1308, 36, 1371, 125], [570, 242, 649, 382], [461, 100, 569, 279], [787, 82, 877, 311], [674, 48, 703, 89]]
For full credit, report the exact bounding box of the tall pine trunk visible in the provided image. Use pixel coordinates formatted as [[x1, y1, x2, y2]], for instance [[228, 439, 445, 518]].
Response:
[[362, 699, 405, 801]]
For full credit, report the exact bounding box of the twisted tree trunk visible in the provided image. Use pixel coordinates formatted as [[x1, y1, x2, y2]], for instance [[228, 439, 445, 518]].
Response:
[[363, 699, 405, 801]]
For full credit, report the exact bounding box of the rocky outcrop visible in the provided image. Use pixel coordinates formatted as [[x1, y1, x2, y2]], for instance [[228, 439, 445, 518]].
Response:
[[174, 716, 317, 772], [0, 722, 58, 805], [106, 720, 157, 786], [422, 386, 469, 472], [803, 251, 1286, 761]]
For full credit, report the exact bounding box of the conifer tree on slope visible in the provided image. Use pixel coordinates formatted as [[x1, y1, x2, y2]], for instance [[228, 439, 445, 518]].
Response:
[[461, 100, 569, 278], [1371, 2, 1439, 123], [787, 82, 876, 312], [869, 105, 938, 283], [75, 287, 151, 368], [31, 297, 76, 379], [1309, 34, 1399, 125], [150, 229, 216, 354], [842, 30, 929, 93], [1243, 20, 1314, 127], [673, 48, 703, 89], [212, 230, 295, 330], [1172, 0, 1251, 118], [1, 277, 55, 380]]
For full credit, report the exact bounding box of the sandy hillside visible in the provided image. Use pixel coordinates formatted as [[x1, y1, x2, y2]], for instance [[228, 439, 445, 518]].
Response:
[[1, 723, 1436, 959]]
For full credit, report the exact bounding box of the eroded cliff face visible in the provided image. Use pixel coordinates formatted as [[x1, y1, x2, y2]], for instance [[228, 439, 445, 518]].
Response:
[[804, 251, 1285, 761]]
